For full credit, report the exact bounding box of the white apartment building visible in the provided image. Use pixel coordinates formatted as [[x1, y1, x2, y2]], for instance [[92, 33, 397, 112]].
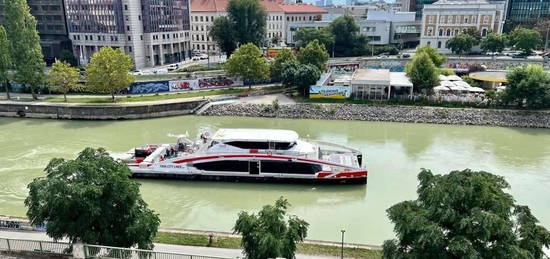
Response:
[[190, 0, 327, 53], [420, 0, 505, 53], [65, 0, 192, 69]]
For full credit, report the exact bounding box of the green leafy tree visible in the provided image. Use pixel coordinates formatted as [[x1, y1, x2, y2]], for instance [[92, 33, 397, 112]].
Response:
[[270, 48, 296, 81], [25, 148, 160, 249], [415, 45, 446, 67], [209, 17, 238, 55], [294, 64, 321, 97], [234, 197, 309, 259], [48, 60, 80, 102], [293, 28, 334, 50], [481, 32, 507, 58], [280, 59, 300, 88], [297, 39, 329, 71], [510, 28, 542, 55], [328, 15, 369, 57], [446, 33, 476, 57], [0, 26, 12, 100], [228, 0, 267, 47], [464, 27, 482, 44], [5, 0, 45, 100], [438, 68, 455, 76], [405, 52, 439, 93], [383, 169, 550, 259], [503, 64, 550, 108], [224, 43, 269, 89], [86, 47, 134, 102], [59, 49, 78, 67]]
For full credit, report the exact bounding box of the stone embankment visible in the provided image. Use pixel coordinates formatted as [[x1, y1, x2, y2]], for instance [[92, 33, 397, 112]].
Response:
[[201, 103, 550, 128]]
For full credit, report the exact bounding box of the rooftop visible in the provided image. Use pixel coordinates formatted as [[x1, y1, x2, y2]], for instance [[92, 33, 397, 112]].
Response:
[[352, 69, 390, 82], [433, 0, 489, 4], [212, 128, 299, 143], [191, 0, 326, 13]]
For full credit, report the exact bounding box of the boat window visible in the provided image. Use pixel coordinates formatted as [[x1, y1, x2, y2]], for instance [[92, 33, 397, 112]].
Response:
[[260, 160, 322, 175], [194, 160, 249, 172], [225, 141, 269, 149], [225, 141, 295, 150]]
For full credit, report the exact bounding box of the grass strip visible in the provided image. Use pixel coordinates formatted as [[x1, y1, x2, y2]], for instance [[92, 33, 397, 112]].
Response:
[[154, 232, 382, 259], [43, 86, 282, 104]]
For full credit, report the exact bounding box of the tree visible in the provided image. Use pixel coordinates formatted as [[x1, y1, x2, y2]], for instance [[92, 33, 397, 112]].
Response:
[[209, 17, 238, 56], [228, 0, 267, 47], [463, 27, 481, 44], [5, 0, 45, 100], [59, 49, 78, 67], [224, 43, 269, 89], [280, 59, 300, 88], [270, 48, 296, 81], [328, 15, 369, 57], [405, 52, 439, 93], [293, 28, 334, 50], [25, 148, 160, 249], [294, 64, 321, 97], [532, 19, 550, 48], [481, 32, 507, 58], [0, 26, 12, 100], [415, 46, 446, 67], [234, 197, 308, 259], [446, 33, 476, 57], [503, 64, 550, 108], [48, 60, 80, 102], [86, 47, 134, 102], [383, 169, 550, 259], [510, 28, 541, 55], [297, 39, 329, 71]]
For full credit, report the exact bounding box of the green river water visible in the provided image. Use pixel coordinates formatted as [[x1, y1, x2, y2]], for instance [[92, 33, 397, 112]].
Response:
[[1, 116, 550, 246]]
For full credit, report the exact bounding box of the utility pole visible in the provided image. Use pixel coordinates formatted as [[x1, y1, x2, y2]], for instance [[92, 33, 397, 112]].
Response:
[[545, 25, 549, 51], [340, 229, 345, 259]]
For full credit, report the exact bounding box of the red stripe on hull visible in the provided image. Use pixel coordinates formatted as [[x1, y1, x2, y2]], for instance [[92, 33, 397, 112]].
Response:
[[172, 154, 353, 168]]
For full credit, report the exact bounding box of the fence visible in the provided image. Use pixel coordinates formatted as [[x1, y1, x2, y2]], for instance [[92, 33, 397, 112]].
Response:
[[84, 244, 233, 259], [0, 237, 72, 256]]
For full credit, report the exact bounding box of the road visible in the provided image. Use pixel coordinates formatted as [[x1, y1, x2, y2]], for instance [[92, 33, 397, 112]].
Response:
[[0, 230, 334, 259]]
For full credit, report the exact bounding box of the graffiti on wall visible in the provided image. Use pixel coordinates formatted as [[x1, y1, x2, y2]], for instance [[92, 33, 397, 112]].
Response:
[[309, 86, 352, 99], [169, 80, 200, 92], [0, 220, 21, 229], [128, 81, 169, 94]]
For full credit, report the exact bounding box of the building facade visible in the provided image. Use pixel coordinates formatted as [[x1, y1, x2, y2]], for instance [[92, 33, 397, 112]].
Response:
[[0, 0, 72, 65], [420, 0, 505, 53], [505, 0, 550, 28], [190, 0, 326, 54], [66, 0, 192, 69]]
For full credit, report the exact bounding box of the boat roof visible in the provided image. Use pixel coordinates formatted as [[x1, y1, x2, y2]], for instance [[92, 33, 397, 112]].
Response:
[[212, 128, 299, 143]]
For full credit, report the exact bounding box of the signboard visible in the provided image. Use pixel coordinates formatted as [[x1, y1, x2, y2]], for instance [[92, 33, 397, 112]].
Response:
[[169, 80, 200, 92], [309, 86, 352, 99]]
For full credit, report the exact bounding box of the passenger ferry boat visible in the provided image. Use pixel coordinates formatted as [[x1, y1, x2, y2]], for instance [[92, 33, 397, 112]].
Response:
[[117, 128, 367, 184]]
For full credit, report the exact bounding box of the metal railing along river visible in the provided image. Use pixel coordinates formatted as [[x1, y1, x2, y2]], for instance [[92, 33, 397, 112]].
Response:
[[0, 237, 72, 256], [84, 244, 233, 259], [0, 237, 234, 259]]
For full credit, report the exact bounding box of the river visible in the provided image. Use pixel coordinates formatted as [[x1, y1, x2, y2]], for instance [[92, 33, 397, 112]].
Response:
[[1, 116, 549, 246]]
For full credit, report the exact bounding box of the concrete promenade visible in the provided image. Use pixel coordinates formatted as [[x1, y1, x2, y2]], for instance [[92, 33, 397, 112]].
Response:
[[0, 229, 334, 259]]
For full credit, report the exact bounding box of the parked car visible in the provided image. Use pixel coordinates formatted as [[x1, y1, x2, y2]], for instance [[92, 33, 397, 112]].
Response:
[[192, 55, 201, 61], [154, 68, 168, 74], [199, 54, 209, 60], [400, 53, 411, 58], [167, 64, 180, 71], [131, 70, 143, 75]]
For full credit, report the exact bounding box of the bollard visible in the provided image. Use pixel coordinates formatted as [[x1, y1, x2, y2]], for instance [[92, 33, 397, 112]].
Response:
[[208, 233, 214, 247]]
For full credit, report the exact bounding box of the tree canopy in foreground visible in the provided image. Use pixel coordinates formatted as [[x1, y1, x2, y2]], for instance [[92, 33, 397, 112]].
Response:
[[224, 43, 269, 89], [234, 197, 309, 259], [25, 148, 160, 249], [383, 169, 550, 259]]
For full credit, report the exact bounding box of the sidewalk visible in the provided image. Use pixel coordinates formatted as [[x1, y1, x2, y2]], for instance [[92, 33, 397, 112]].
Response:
[[0, 229, 335, 259]]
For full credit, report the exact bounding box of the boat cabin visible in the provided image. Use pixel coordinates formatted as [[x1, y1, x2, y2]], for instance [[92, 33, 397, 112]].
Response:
[[208, 128, 304, 152]]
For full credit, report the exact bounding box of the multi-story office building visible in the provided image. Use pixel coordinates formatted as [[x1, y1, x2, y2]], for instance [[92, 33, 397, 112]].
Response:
[[190, 0, 326, 53], [399, 0, 438, 19], [506, 0, 550, 27], [420, 0, 505, 53], [66, 0, 192, 69], [0, 0, 71, 64]]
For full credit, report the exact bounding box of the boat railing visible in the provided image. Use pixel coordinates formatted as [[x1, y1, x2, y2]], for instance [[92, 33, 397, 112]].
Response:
[[308, 140, 362, 155]]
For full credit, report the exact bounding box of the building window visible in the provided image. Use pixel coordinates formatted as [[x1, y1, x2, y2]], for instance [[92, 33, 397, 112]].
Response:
[[427, 41, 431, 46], [439, 29, 443, 36], [454, 29, 459, 35], [127, 26, 130, 31], [129, 46, 132, 53], [482, 28, 488, 37], [200, 16, 203, 22], [124, 5, 128, 10], [446, 29, 451, 36], [128, 36, 131, 41], [437, 41, 441, 48]]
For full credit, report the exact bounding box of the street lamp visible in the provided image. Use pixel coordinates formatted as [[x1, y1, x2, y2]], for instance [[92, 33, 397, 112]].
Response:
[[340, 229, 345, 259]]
